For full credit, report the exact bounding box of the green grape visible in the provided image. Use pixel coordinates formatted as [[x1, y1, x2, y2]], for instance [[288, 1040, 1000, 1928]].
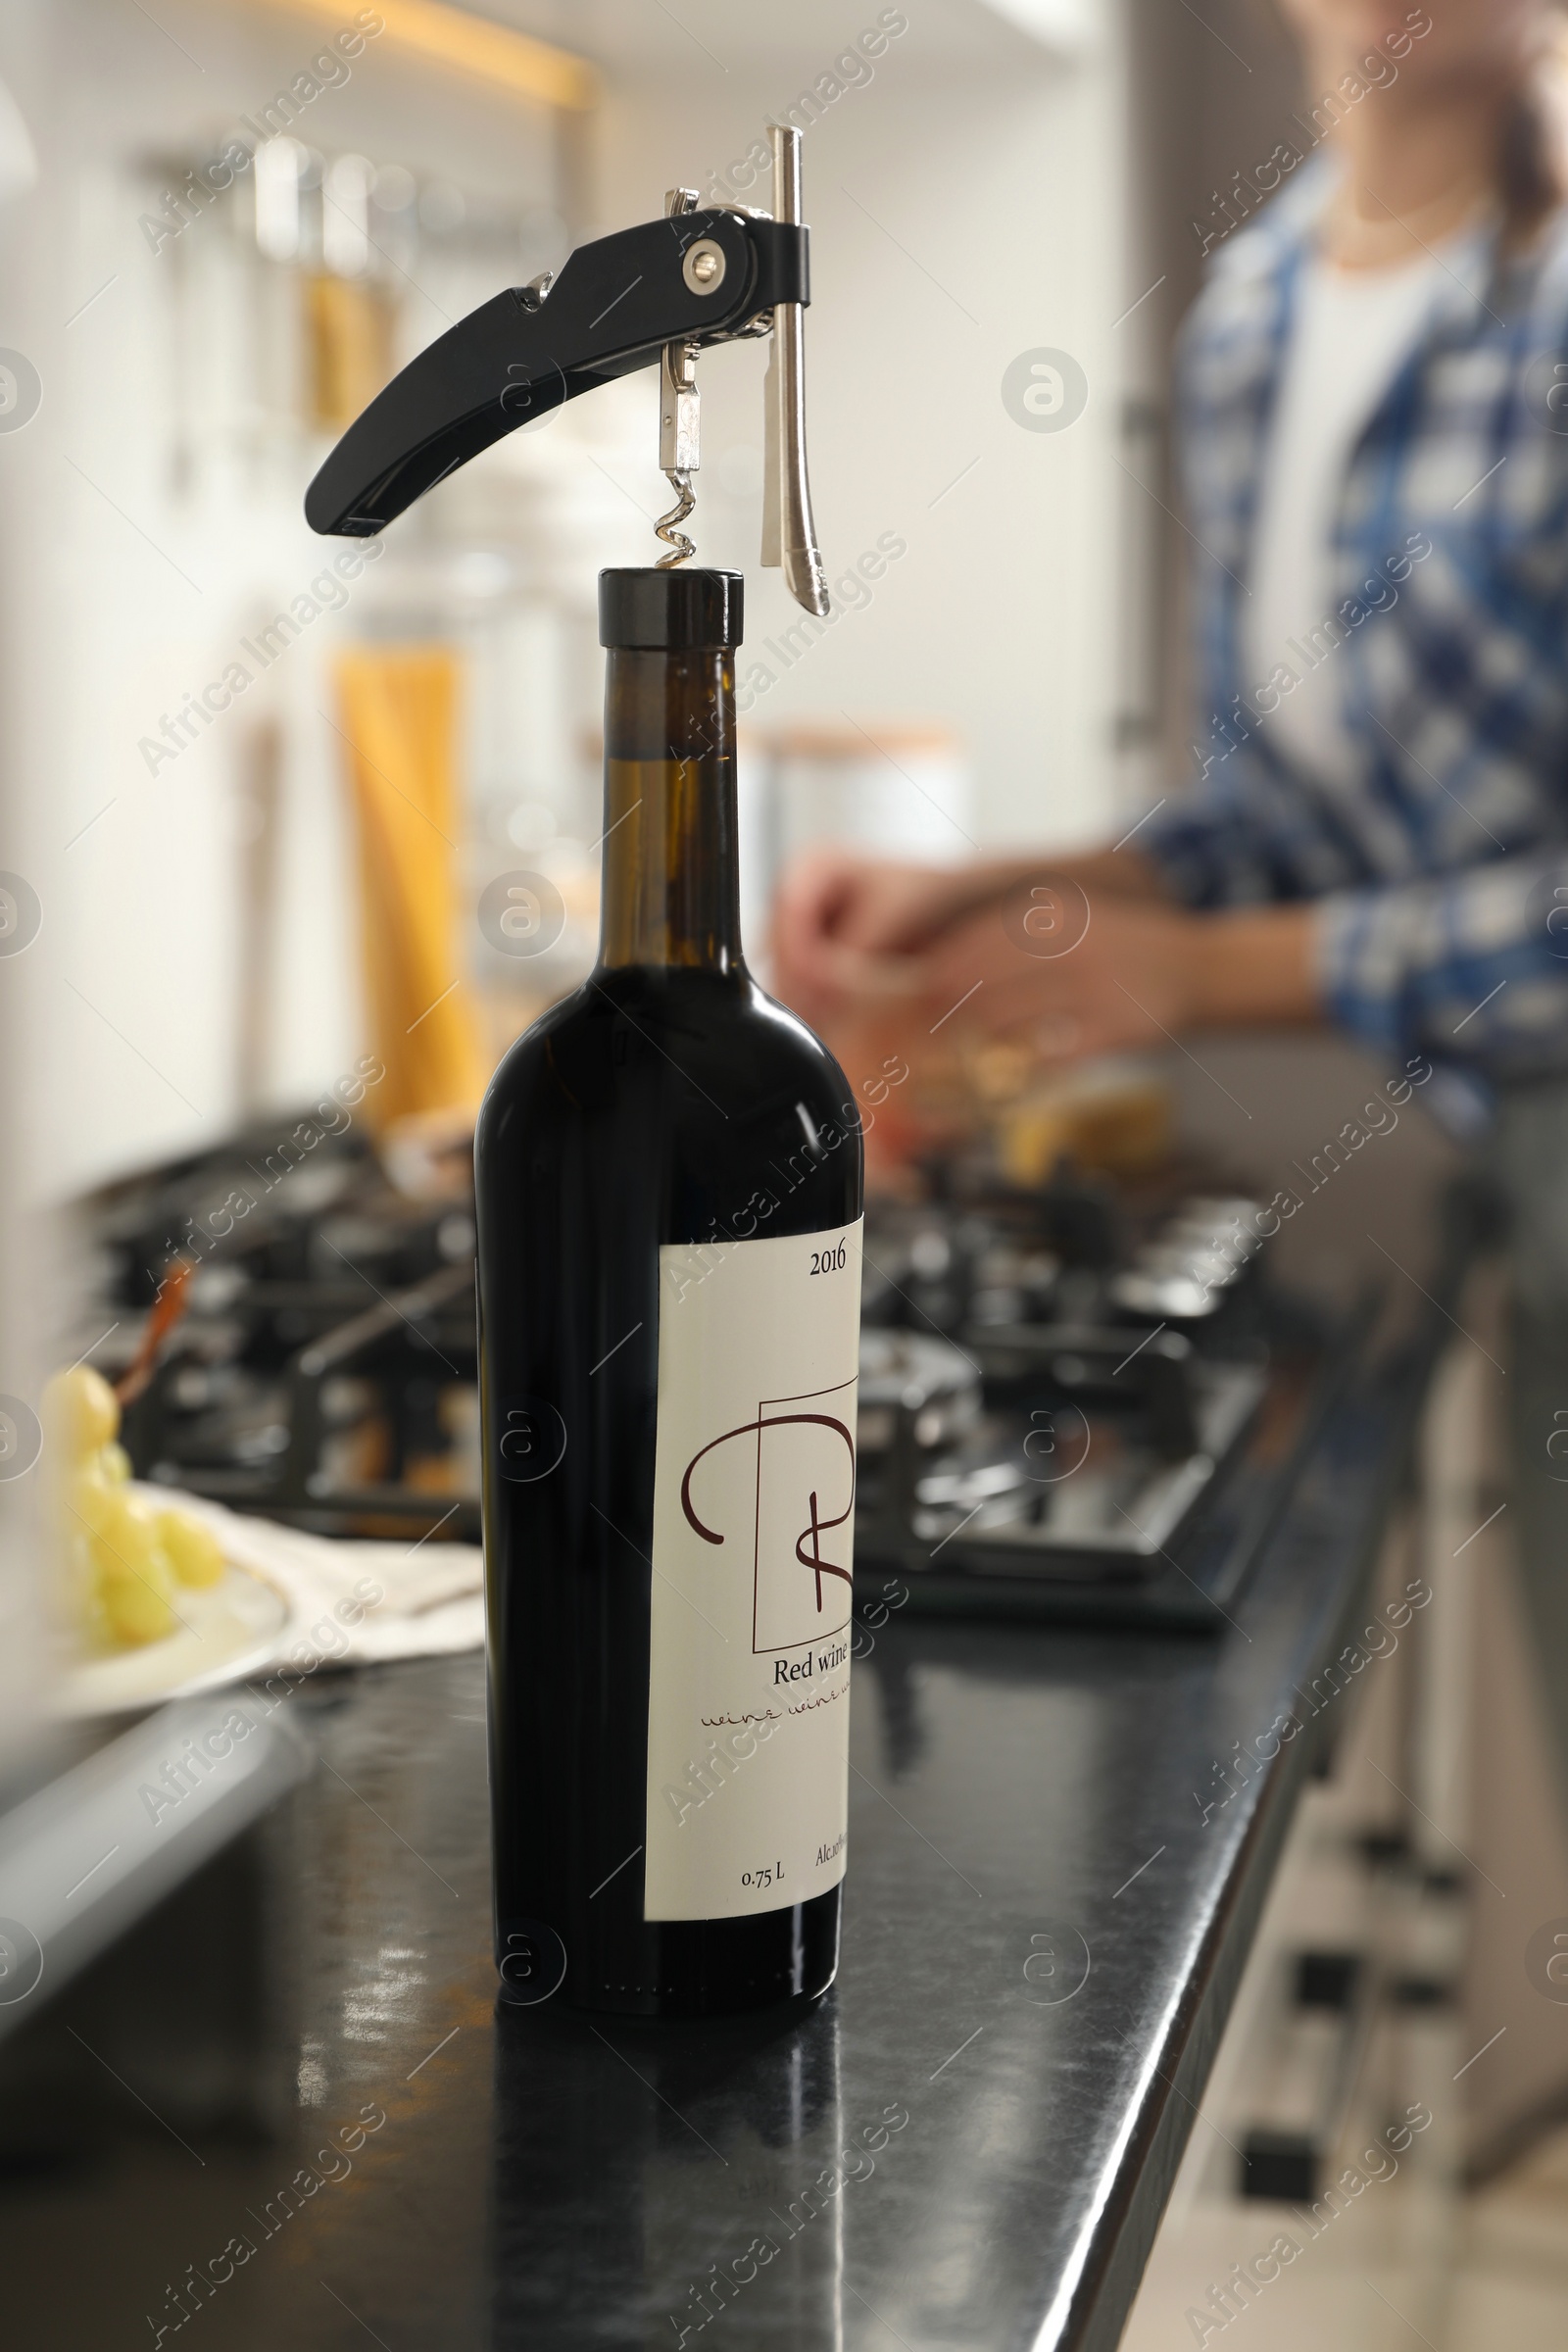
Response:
[[159, 1509, 224, 1590], [93, 1494, 175, 1647], [42, 1365, 120, 1460]]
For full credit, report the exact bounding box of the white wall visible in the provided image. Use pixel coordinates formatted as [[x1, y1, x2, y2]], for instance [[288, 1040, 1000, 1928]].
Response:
[[0, 0, 1142, 1205], [0, 0, 563, 1200], [586, 7, 1135, 857]]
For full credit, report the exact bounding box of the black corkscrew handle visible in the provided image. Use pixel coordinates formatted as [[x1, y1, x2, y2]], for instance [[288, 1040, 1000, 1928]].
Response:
[[305, 210, 808, 538]]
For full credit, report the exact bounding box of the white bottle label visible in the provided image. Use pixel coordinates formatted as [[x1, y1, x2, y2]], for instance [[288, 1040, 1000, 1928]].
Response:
[[643, 1218, 862, 1923]]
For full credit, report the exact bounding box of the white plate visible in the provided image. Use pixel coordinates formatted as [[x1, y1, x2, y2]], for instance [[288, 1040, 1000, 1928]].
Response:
[[55, 1557, 291, 1720]]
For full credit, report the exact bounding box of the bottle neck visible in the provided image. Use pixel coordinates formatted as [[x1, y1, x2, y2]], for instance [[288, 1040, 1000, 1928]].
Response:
[[596, 645, 744, 974]]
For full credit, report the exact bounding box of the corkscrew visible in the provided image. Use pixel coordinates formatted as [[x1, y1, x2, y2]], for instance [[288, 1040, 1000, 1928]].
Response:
[[655, 188, 702, 571], [305, 124, 829, 616]]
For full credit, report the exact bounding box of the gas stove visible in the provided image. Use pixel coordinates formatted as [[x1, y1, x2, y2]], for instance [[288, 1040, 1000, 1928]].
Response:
[[76, 1124, 1356, 1629], [850, 1174, 1359, 1626], [85, 1127, 482, 1544]]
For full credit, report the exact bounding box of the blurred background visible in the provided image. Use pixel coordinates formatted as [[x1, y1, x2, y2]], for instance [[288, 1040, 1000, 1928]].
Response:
[[0, 0, 1252, 1713], [1, 3, 1566, 2346]]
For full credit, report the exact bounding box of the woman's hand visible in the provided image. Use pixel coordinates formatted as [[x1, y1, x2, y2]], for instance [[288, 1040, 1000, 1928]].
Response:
[[770, 843, 1322, 1082], [770, 849, 1020, 1027], [770, 844, 1171, 1030], [899, 892, 1324, 1064]]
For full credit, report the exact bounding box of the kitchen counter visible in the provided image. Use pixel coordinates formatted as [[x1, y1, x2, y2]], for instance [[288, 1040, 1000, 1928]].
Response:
[[0, 1267, 1452, 2352]]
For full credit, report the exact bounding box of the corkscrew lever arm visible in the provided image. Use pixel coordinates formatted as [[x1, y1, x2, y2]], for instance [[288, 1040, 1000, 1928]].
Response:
[[303, 138, 827, 615], [760, 125, 829, 617]]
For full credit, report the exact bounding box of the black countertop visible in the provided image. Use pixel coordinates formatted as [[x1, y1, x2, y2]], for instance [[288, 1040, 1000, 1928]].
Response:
[[0, 1288, 1440, 2352]]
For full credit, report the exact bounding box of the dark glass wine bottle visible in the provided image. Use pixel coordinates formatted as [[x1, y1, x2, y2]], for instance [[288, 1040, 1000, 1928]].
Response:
[[477, 566, 863, 2018]]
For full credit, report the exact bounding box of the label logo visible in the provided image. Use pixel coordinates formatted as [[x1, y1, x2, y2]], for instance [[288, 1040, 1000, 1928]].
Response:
[[0, 1918, 42, 2005], [497, 1918, 567, 2005], [1526, 1915, 1568, 2003], [0, 872, 41, 958], [1001, 872, 1092, 960], [0, 352, 41, 434], [1001, 346, 1089, 434], [1020, 1924, 1092, 2006], [679, 1380, 857, 1653], [494, 1394, 567, 1483], [0, 1396, 41, 1482], [477, 868, 566, 958]]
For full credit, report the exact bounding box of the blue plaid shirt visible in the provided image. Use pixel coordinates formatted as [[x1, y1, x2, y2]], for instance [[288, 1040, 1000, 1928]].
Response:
[[1141, 162, 1568, 1093]]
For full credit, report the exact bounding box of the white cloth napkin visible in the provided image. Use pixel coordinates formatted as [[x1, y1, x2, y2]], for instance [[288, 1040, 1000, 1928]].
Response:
[[150, 1487, 485, 1670]]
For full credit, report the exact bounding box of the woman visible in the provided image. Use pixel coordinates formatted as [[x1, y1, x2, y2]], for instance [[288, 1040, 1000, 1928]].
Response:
[[773, 0, 1568, 1777]]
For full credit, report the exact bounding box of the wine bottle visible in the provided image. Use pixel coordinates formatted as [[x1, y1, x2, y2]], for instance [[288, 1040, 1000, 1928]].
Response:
[[477, 567, 863, 2018]]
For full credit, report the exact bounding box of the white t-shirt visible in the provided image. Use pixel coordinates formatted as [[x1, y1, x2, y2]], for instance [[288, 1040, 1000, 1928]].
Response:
[[1246, 246, 1452, 780]]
